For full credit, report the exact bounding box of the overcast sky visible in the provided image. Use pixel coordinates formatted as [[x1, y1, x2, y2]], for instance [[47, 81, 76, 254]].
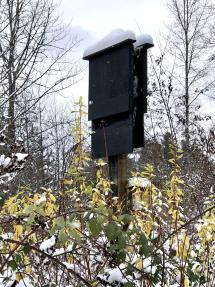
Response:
[[60, 0, 167, 39]]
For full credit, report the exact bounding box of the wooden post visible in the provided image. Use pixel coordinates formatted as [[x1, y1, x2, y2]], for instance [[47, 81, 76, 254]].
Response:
[[108, 154, 129, 210]]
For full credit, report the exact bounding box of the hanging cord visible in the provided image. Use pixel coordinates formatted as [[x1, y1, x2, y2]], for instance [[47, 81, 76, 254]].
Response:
[[101, 120, 109, 160], [100, 119, 111, 178]]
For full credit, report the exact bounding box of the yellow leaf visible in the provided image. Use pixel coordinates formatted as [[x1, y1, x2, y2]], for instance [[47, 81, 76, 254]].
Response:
[[33, 194, 39, 202], [127, 246, 134, 253], [96, 170, 101, 179], [16, 272, 22, 282], [14, 224, 23, 240], [26, 266, 32, 273], [49, 193, 56, 202], [136, 257, 143, 269], [184, 275, 190, 287], [64, 179, 73, 185]]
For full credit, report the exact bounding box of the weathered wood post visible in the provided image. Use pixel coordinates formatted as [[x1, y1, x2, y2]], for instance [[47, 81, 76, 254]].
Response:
[[83, 29, 153, 207], [108, 154, 127, 203]]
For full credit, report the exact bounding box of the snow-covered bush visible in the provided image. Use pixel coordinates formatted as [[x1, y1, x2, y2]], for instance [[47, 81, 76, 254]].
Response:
[[0, 144, 214, 287]]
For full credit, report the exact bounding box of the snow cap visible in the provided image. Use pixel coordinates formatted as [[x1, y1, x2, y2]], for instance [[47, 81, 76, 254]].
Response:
[[134, 33, 154, 48], [83, 29, 154, 59], [83, 29, 136, 59]]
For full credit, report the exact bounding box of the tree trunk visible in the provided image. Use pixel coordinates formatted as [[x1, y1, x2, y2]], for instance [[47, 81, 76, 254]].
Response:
[[184, 0, 190, 151], [7, 0, 16, 146]]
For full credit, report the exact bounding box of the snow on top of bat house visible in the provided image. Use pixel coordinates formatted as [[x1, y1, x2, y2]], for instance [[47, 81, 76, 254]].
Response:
[[83, 29, 136, 58], [134, 33, 154, 48]]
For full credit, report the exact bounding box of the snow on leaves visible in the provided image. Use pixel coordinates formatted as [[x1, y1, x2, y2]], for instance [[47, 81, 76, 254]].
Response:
[[0, 146, 214, 286]]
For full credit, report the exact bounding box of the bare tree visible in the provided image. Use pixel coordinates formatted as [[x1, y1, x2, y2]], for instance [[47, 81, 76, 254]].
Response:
[[164, 0, 215, 149], [0, 0, 82, 146], [0, 0, 84, 192]]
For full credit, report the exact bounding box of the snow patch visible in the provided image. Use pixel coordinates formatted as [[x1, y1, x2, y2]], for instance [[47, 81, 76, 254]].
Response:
[[14, 153, 28, 162], [16, 278, 33, 287], [0, 155, 5, 166], [128, 177, 151, 188], [83, 29, 154, 59], [40, 236, 56, 252], [2, 156, 11, 168], [83, 29, 136, 58], [16, 137, 24, 142], [151, 230, 159, 240], [134, 33, 154, 48], [97, 267, 126, 284], [36, 195, 46, 204], [107, 268, 123, 283]]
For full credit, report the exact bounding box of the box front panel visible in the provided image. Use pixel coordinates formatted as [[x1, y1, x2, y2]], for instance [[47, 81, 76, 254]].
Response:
[[88, 43, 134, 121], [91, 113, 133, 158]]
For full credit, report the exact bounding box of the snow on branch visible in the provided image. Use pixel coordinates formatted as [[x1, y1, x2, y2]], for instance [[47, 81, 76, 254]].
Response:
[[0, 129, 28, 185]]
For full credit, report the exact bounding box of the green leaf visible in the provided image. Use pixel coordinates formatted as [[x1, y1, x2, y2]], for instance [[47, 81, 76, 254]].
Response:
[[54, 216, 66, 229], [118, 234, 126, 249], [89, 217, 102, 237], [15, 254, 22, 263], [23, 243, 31, 255], [89, 217, 102, 236], [153, 254, 162, 265], [58, 229, 68, 245], [69, 214, 76, 222], [124, 282, 135, 287], [122, 214, 133, 225], [169, 248, 176, 258], [50, 224, 57, 235], [116, 250, 126, 264], [105, 222, 118, 241], [23, 204, 34, 215], [187, 266, 199, 282], [68, 228, 81, 244], [200, 275, 207, 284], [8, 260, 17, 270], [139, 232, 150, 257], [126, 263, 134, 276], [151, 266, 160, 284], [108, 244, 119, 253]]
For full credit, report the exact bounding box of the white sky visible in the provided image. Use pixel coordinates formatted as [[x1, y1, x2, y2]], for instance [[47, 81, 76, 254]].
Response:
[[60, 0, 167, 39]]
